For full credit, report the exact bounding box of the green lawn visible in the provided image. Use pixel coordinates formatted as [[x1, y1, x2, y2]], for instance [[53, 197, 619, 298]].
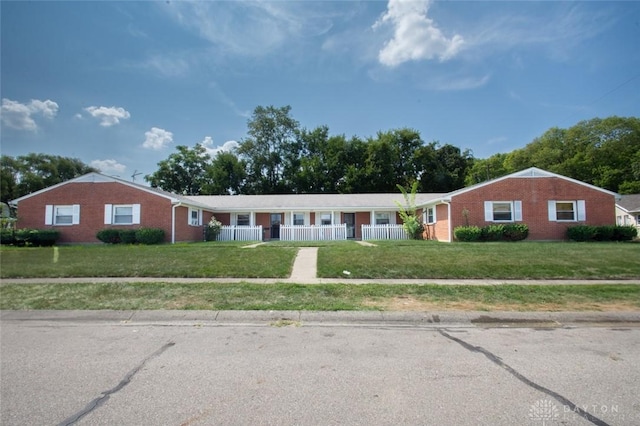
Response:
[[1, 240, 639, 280], [319, 241, 640, 279], [1, 282, 638, 311], [0, 242, 296, 278]]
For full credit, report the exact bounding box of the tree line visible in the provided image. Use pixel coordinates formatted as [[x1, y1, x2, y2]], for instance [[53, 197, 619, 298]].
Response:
[[1, 106, 638, 205]]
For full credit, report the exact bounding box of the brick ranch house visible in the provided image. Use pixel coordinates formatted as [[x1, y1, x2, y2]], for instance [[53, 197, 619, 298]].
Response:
[[10, 167, 619, 243]]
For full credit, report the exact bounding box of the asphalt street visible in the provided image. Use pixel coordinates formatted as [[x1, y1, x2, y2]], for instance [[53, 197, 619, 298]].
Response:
[[1, 312, 639, 426]]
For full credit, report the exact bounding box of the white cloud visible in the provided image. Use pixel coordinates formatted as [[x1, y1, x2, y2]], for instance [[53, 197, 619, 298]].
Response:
[[1, 98, 59, 131], [374, 0, 464, 67], [142, 127, 173, 150], [84, 106, 131, 127], [200, 137, 239, 156], [91, 159, 127, 174]]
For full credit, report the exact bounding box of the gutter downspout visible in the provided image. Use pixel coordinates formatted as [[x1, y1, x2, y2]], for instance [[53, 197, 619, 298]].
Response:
[[443, 200, 452, 243], [171, 202, 182, 244]]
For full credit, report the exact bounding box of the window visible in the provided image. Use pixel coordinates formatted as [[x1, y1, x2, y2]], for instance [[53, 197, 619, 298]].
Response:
[[320, 213, 332, 225], [189, 208, 201, 226], [45, 205, 80, 226], [375, 212, 390, 225], [293, 213, 305, 226], [548, 200, 585, 222], [484, 201, 522, 222], [114, 206, 133, 224], [104, 204, 140, 225], [237, 214, 250, 226], [425, 207, 436, 224]]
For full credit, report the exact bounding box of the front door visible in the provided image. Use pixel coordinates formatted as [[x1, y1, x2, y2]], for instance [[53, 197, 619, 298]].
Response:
[[270, 213, 282, 239], [344, 213, 356, 239]]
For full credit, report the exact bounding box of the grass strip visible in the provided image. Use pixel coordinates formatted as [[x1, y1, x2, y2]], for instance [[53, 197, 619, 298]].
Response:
[[1, 283, 638, 311]]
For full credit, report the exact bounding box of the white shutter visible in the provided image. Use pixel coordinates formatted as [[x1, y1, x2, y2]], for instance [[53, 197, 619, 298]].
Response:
[[72, 205, 80, 225], [198, 209, 203, 226], [104, 204, 113, 224], [284, 212, 291, 225], [484, 201, 493, 222], [45, 205, 53, 225], [548, 201, 556, 221], [577, 200, 586, 221], [514, 201, 522, 222], [132, 204, 141, 224]]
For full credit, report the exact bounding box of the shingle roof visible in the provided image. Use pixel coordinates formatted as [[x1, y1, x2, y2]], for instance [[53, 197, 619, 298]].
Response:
[[617, 194, 640, 213], [187, 193, 446, 211]]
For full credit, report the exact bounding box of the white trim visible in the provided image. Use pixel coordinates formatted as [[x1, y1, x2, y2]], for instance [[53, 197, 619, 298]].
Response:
[[45, 205, 53, 225], [72, 204, 80, 225], [104, 204, 113, 224]]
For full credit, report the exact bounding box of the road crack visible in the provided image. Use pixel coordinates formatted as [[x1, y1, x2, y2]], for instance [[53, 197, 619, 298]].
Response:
[[57, 341, 175, 426], [437, 329, 610, 426]]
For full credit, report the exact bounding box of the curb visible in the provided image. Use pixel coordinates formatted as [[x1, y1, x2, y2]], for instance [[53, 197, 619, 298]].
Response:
[[2, 310, 639, 327]]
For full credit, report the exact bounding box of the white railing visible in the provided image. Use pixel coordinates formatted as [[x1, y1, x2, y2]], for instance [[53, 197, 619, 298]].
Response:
[[361, 224, 408, 240], [217, 225, 263, 241], [280, 224, 347, 241]]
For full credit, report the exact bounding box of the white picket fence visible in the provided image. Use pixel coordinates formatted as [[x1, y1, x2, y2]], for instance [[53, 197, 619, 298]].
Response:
[[216, 225, 263, 241], [280, 224, 347, 241], [361, 224, 408, 241]]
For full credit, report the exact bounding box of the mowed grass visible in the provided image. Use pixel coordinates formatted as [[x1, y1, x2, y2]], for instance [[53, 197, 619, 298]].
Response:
[[318, 241, 640, 279], [1, 240, 639, 279], [1, 282, 638, 311], [0, 242, 296, 278]]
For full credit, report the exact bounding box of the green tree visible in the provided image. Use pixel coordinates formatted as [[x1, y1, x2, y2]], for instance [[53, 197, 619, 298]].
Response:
[[204, 151, 246, 195], [237, 105, 300, 194], [395, 182, 423, 240], [145, 144, 213, 195], [0, 153, 97, 204]]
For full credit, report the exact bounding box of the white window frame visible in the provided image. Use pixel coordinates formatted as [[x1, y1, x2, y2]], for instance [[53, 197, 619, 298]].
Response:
[[293, 212, 305, 226], [235, 213, 251, 226], [189, 208, 202, 226], [425, 207, 436, 224], [375, 212, 391, 225], [320, 213, 332, 225], [45, 204, 80, 226], [548, 200, 585, 222], [104, 204, 141, 225], [484, 201, 522, 222]]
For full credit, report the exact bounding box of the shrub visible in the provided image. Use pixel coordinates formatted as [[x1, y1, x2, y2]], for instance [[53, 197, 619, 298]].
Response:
[[454, 226, 482, 242], [594, 225, 616, 241], [567, 225, 598, 242], [10, 229, 60, 246], [481, 224, 505, 241], [135, 228, 165, 245], [502, 224, 529, 242], [612, 225, 638, 241], [97, 229, 121, 244], [118, 229, 138, 244], [0, 229, 16, 245], [205, 216, 222, 241]]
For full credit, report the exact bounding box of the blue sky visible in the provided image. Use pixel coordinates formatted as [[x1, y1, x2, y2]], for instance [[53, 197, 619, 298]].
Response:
[[2, 0, 639, 182]]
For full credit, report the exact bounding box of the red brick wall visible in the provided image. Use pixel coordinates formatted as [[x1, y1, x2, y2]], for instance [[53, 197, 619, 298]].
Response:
[[15, 182, 211, 243], [447, 177, 616, 240], [427, 204, 451, 241]]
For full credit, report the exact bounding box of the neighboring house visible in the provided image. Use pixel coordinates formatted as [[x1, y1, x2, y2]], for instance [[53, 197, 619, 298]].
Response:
[[9, 173, 215, 244], [616, 194, 640, 230], [10, 167, 619, 243]]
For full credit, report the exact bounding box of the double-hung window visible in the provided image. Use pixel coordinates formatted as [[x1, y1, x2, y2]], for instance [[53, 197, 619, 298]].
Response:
[[236, 214, 250, 226], [425, 207, 436, 224], [375, 212, 390, 225], [104, 204, 140, 225], [189, 208, 201, 226], [484, 201, 522, 222], [293, 213, 305, 226], [45, 204, 80, 226], [548, 200, 585, 222], [320, 213, 332, 225]]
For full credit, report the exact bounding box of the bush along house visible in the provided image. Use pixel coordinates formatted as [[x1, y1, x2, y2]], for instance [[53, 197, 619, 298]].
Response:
[[10, 167, 620, 243]]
